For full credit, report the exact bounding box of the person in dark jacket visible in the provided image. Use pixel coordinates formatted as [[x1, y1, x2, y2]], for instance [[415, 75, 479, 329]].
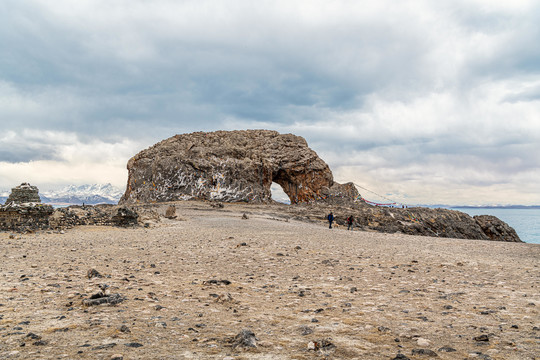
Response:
[[327, 212, 334, 229], [347, 215, 354, 230]]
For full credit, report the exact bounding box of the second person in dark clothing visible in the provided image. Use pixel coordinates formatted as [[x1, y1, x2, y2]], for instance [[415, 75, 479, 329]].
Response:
[[347, 215, 354, 230]]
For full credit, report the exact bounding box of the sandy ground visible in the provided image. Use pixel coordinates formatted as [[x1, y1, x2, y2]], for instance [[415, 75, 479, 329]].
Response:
[[1, 201, 539, 359]]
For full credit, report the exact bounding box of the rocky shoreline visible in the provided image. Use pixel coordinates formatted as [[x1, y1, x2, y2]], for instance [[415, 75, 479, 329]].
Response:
[[1, 200, 522, 242]]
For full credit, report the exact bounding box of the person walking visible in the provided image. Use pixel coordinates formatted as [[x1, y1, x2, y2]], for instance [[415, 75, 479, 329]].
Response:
[[347, 215, 354, 230], [327, 212, 334, 229]]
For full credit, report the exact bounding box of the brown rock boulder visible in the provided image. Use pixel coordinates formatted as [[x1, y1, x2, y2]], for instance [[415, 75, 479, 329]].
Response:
[[120, 130, 357, 204], [474, 215, 521, 242]]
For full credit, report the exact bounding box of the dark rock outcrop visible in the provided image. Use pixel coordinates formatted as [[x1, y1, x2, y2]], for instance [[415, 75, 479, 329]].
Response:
[[287, 203, 522, 242], [120, 130, 358, 204], [110, 207, 139, 227], [474, 215, 521, 242]]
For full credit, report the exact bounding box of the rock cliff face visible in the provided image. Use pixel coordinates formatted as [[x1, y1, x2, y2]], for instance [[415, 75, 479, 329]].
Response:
[[120, 130, 357, 204]]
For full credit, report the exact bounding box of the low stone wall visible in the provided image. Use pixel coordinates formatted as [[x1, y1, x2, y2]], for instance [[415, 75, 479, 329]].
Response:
[[1, 204, 140, 233], [48, 205, 139, 229], [0, 203, 54, 232]]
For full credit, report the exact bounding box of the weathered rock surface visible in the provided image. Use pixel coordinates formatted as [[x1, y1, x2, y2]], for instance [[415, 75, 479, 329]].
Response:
[[120, 130, 357, 204], [474, 215, 521, 242]]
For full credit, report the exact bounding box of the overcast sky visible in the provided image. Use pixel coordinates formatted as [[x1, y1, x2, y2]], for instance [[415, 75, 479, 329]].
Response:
[[1, 0, 539, 205]]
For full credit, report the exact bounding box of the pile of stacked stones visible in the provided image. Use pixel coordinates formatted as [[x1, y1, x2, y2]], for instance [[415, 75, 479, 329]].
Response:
[[0, 183, 53, 232]]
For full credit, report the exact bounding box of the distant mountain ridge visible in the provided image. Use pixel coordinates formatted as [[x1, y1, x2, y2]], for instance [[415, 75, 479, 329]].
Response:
[[0, 184, 123, 205], [41, 184, 123, 205]]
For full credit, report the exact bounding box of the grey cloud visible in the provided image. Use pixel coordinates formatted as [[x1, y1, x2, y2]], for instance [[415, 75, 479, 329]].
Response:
[[504, 85, 540, 103], [1, 1, 539, 204], [0, 137, 61, 162]]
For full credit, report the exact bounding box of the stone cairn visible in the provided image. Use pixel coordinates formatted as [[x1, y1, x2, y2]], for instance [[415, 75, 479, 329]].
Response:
[[1, 183, 53, 232], [5, 183, 42, 204]]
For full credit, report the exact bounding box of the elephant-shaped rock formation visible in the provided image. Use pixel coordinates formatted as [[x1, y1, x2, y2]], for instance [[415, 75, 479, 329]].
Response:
[[120, 130, 357, 204]]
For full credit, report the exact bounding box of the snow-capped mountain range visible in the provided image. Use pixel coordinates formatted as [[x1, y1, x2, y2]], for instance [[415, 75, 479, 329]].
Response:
[[0, 184, 124, 205]]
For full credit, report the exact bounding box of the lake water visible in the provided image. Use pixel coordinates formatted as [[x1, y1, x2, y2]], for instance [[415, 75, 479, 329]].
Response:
[[452, 208, 540, 244]]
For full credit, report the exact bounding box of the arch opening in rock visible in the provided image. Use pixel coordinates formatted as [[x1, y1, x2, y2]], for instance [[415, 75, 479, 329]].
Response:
[[270, 182, 290, 204]]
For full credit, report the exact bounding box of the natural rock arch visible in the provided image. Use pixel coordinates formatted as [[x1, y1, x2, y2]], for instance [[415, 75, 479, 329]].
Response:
[[120, 130, 357, 204]]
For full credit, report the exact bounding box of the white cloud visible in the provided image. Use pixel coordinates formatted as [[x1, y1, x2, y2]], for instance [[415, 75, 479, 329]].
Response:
[[0, 130, 142, 191]]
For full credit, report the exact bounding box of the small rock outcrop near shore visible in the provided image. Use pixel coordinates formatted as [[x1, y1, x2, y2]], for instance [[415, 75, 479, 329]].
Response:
[[289, 203, 522, 242], [474, 215, 521, 242], [120, 130, 358, 204]]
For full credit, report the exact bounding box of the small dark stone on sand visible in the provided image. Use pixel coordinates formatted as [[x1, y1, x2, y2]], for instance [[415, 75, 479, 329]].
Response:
[[87, 268, 102, 279], [392, 354, 410, 360], [203, 279, 231, 286], [83, 293, 125, 306], [299, 325, 313, 336], [231, 329, 258, 349], [438, 346, 456, 352], [124, 342, 143, 348], [119, 325, 131, 333], [473, 334, 490, 342], [412, 348, 438, 356]]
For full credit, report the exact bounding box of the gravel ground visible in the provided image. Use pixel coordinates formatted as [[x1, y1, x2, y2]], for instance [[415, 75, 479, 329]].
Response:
[[1, 201, 539, 359]]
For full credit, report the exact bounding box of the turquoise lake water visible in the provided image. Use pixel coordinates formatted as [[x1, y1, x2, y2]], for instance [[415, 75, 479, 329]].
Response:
[[453, 208, 540, 244]]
